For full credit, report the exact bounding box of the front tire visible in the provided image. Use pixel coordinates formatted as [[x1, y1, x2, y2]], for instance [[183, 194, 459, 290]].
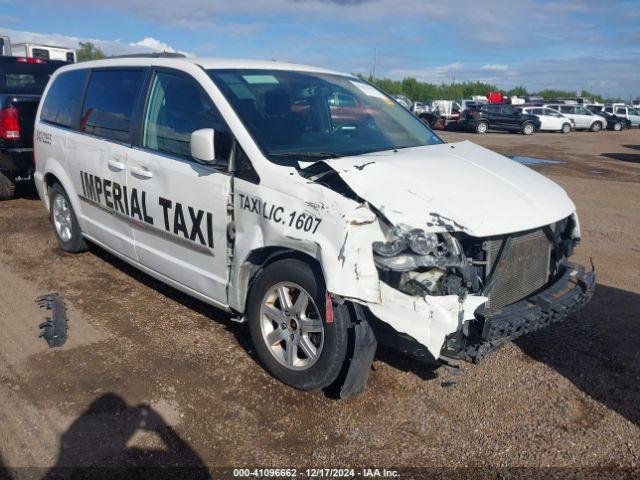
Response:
[[591, 121, 602, 132], [522, 122, 535, 135], [0, 172, 15, 200], [475, 121, 488, 134], [49, 183, 87, 253], [247, 258, 349, 390], [561, 123, 571, 134], [613, 122, 622, 131]]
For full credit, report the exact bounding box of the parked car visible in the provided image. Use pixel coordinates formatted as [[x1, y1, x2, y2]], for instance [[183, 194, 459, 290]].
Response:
[[544, 104, 606, 131], [595, 110, 632, 131], [392, 94, 412, 110], [458, 103, 540, 134], [33, 56, 594, 396], [522, 106, 573, 133], [585, 104, 604, 114], [0, 55, 69, 199], [603, 104, 640, 128]]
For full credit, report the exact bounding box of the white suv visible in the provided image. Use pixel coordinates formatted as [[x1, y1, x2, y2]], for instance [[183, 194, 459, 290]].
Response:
[[543, 104, 606, 131], [522, 107, 573, 133], [33, 56, 595, 396], [604, 104, 640, 127]]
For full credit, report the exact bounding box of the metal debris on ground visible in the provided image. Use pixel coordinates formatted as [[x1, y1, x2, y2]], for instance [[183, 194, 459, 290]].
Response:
[[36, 293, 68, 348]]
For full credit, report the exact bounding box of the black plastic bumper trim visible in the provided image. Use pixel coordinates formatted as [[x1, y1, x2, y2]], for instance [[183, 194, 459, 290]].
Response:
[[445, 261, 596, 363]]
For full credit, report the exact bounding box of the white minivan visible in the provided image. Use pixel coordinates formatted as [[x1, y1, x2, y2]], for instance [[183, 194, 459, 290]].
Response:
[[33, 56, 595, 397]]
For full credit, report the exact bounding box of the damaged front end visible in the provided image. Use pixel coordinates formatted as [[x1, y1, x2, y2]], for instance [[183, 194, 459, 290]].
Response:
[[366, 213, 595, 364]]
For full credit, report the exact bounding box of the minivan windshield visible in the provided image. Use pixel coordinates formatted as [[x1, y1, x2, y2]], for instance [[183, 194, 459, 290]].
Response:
[[208, 69, 442, 162]]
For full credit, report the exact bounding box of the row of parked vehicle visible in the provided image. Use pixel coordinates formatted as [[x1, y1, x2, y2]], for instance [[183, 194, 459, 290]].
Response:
[[457, 101, 639, 135]]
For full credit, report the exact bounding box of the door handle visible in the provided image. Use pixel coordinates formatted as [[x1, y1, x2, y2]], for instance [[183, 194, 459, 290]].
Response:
[[107, 158, 125, 171], [130, 166, 153, 179]]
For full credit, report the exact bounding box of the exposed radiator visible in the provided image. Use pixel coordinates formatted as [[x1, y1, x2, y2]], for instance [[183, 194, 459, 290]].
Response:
[[484, 229, 552, 309]]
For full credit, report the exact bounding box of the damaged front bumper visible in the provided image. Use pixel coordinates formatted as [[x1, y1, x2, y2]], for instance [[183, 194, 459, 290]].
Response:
[[441, 261, 596, 363], [364, 261, 595, 365]]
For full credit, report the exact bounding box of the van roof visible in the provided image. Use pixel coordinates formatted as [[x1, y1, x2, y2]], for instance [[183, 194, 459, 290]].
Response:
[[57, 56, 347, 77]]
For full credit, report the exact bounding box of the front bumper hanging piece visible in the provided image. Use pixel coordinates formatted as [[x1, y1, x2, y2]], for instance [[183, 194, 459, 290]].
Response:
[[36, 292, 69, 348]]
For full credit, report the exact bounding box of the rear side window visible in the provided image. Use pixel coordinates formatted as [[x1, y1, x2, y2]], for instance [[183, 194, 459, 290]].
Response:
[[32, 48, 50, 60], [559, 106, 573, 114], [40, 69, 88, 128], [81, 69, 144, 143], [142, 71, 231, 160]]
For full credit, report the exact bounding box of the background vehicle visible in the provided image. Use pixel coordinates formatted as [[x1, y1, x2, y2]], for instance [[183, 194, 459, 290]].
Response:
[[585, 104, 603, 114], [11, 43, 76, 62], [604, 104, 640, 127], [522, 106, 573, 133], [0, 36, 10, 56], [392, 94, 412, 110], [0, 56, 68, 199], [595, 110, 631, 131], [458, 103, 540, 134], [544, 104, 605, 131]]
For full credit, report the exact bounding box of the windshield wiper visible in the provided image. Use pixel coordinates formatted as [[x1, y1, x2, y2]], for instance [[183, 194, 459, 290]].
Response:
[[270, 152, 342, 161]]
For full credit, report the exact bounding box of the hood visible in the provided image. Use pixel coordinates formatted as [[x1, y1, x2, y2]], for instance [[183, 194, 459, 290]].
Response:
[[325, 141, 575, 237]]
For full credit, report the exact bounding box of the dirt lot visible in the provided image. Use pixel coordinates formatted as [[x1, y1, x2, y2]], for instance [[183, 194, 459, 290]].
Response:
[[1, 129, 639, 478]]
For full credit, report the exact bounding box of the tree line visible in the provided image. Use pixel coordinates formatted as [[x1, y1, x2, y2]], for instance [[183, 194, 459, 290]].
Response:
[[357, 74, 614, 104]]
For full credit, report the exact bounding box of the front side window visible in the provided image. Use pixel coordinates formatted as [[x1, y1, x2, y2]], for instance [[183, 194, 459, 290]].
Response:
[[40, 69, 88, 128], [208, 69, 442, 163], [142, 71, 231, 160], [576, 106, 591, 115], [615, 107, 626, 115], [559, 106, 574, 114], [81, 69, 144, 143]]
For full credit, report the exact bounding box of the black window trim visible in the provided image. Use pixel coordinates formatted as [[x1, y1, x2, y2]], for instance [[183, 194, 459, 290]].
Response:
[[132, 66, 233, 171]]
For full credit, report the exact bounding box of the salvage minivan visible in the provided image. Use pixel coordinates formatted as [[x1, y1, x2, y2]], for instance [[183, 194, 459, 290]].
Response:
[[33, 56, 595, 397]]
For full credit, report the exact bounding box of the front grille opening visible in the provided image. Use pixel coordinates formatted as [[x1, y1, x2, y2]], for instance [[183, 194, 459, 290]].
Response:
[[484, 229, 552, 309]]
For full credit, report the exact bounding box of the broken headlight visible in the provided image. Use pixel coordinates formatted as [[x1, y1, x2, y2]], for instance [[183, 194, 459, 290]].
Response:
[[373, 230, 464, 272]]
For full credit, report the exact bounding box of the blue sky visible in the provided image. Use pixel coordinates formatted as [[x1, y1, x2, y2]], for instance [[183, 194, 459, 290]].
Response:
[[1, 0, 639, 98]]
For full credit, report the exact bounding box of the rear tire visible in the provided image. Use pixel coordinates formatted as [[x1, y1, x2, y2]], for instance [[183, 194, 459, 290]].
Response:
[[590, 121, 602, 132], [561, 123, 571, 134], [49, 183, 87, 253], [0, 172, 16, 200], [522, 122, 535, 135], [247, 258, 349, 391], [475, 121, 488, 134]]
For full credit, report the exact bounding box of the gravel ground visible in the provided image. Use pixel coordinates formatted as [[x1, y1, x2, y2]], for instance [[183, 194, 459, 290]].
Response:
[[0, 129, 639, 479]]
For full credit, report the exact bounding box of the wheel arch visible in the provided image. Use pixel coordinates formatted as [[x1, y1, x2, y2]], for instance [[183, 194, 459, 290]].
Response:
[[40, 161, 79, 215], [229, 246, 325, 314]]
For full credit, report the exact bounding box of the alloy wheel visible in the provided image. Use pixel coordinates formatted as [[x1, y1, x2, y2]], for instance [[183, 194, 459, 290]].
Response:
[[52, 194, 73, 242], [259, 282, 324, 371]]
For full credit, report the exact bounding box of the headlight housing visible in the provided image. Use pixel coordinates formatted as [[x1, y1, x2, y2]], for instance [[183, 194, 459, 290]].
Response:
[[373, 229, 465, 271]]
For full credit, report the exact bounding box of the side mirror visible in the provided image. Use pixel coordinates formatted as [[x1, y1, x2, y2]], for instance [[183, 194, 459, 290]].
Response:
[[191, 128, 216, 164]]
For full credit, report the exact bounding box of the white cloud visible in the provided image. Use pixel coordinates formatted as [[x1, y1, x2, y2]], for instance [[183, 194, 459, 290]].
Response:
[[0, 28, 191, 58], [131, 37, 176, 52], [434, 62, 461, 74], [481, 64, 508, 71]]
